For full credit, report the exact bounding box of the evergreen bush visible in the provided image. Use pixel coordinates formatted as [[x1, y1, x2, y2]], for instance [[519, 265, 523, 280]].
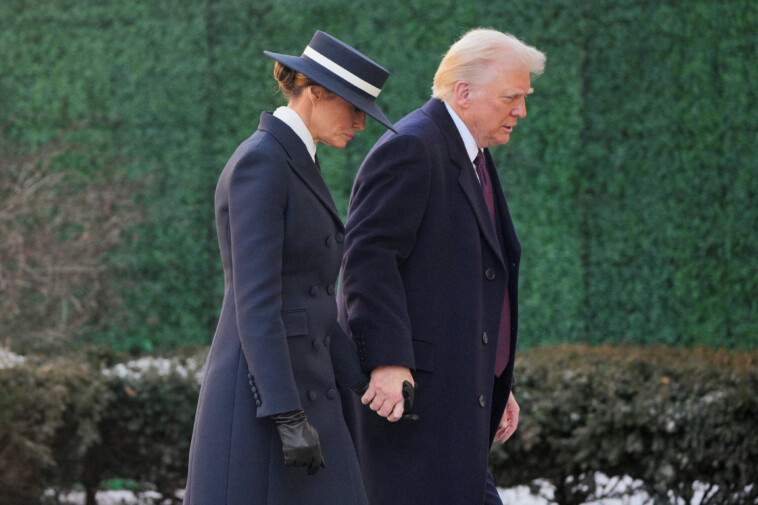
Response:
[[1, 345, 756, 504], [1, 0, 756, 350]]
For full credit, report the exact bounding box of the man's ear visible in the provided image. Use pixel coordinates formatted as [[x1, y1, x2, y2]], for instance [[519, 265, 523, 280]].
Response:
[[452, 81, 471, 110]]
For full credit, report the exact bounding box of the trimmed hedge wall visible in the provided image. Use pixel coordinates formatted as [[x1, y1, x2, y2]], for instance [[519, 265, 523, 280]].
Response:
[[0, 351, 205, 505], [489, 345, 758, 505], [1, 345, 756, 505], [1, 0, 756, 350]]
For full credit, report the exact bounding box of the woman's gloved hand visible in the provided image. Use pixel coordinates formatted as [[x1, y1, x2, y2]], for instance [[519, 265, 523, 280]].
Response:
[[269, 409, 325, 475]]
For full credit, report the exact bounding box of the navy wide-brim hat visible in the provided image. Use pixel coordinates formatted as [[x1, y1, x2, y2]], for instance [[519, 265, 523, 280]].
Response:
[[264, 30, 395, 132]]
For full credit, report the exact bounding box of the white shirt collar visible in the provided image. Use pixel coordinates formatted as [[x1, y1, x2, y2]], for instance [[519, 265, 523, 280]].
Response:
[[444, 101, 479, 164], [273, 106, 317, 162]]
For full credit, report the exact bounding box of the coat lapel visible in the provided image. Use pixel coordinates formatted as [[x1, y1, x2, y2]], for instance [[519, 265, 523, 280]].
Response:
[[485, 149, 521, 265], [422, 100, 504, 265], [258, 113, 344, 229]]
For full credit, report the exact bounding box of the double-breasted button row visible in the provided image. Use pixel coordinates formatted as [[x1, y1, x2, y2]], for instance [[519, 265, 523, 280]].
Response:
[[324, 232, 345, 247], [309, 285, 336, 296], [307, 388, 338, 402]]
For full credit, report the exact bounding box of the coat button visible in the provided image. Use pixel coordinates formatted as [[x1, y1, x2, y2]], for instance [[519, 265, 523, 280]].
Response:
[[478, 394, 486, 407], [326, 388, 337, 400], [482, 332, 488, 344], [335, 232, 344, 243], [308, 391, 318, 401], [312, 339, 321, 350], [309, 286, 319, 297], [325, 235, 334, 247], [323, 335, 331, 347], [485, 268, 496, 280], [255, 400, 262, 406], [326, 284, 335, 295]]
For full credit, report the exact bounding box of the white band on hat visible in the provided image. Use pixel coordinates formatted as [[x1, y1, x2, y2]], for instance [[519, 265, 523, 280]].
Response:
[[302, 46, 382, 98]]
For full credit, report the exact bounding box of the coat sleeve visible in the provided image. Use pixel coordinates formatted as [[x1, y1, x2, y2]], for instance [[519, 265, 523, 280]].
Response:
[[340, 134, 432, 372], [228, 142, 302, 418], [328, 320, 367, 390]]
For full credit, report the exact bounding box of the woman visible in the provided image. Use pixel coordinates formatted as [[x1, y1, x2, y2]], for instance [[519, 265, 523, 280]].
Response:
[[183, 31, 394, 505]]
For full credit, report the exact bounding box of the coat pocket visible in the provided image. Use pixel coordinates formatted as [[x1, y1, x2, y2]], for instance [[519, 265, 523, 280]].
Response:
[[281, 310, 308, 337], [412, 338, 436, 372]]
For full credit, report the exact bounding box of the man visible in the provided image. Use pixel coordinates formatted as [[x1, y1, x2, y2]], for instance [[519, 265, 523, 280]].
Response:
[[337, 29, 546, 504]]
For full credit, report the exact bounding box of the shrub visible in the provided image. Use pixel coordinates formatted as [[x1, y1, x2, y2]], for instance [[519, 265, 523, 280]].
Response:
[[0, 358, 106, 505], [85, 355, 205, 503], [2, 345, 756, 504], [489, 345, 758, 505]]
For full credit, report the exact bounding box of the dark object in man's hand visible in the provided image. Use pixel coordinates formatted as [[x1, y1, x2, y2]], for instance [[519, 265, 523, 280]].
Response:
[[350, 377, 370, 396], [270, 409, 326, 475], [401, 380, 419, 421]]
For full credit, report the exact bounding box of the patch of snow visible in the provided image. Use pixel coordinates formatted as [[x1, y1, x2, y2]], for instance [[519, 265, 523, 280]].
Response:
[[102, 356, 206, 383], [0, 346, 26, 369]]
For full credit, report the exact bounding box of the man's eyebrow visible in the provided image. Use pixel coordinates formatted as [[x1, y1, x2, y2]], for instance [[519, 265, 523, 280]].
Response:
[[503, 88, 534, 97]]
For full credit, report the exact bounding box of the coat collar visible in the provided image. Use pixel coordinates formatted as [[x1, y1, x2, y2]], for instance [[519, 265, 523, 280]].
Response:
[[421, 100, 504, 265], [258, 112, 344, 229]]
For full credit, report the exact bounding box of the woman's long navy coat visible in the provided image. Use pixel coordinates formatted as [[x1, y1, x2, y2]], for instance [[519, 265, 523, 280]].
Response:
[[183, 113, 368, 505]]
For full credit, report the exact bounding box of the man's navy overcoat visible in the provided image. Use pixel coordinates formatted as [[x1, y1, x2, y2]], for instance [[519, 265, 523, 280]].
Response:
[[184, 113, 368, 505], [337, 99, 521, 505]]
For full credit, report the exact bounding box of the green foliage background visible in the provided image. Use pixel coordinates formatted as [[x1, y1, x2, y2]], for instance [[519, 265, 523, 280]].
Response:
[[1, 0, 756, 350]]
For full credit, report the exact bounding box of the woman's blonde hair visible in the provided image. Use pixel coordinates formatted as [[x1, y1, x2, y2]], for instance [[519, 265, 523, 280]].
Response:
[[273, 61, 317, 98], [432, 28, 546, 100]]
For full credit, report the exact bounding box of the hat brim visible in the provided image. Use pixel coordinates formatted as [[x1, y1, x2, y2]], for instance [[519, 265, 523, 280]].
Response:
[[264, 51, 396, 132]]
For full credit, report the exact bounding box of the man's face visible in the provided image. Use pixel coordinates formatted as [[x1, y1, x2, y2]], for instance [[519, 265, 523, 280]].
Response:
[[461, 63, 533, 148]]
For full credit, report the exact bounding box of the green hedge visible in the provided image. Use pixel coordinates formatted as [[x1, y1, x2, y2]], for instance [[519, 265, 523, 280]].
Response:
[[1, 0, 756, 350], [489, 345, 758, 505], [1, 345, 756, 505], [0, 350, 205, 505]]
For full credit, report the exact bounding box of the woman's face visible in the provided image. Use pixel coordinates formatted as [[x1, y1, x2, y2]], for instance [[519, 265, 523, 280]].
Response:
[[310, 91, 366, 149]]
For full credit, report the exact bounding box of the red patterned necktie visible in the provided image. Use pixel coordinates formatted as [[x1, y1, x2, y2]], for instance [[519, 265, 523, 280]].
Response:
[[474, 151, 511, 377]]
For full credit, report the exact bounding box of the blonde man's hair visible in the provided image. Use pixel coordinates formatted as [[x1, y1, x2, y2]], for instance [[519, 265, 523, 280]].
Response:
[[432, 28, 546, 100]]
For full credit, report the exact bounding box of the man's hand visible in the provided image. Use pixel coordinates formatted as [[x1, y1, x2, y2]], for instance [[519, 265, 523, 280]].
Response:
[[494, 391, 519, 443], [361, 365, 414, 422]]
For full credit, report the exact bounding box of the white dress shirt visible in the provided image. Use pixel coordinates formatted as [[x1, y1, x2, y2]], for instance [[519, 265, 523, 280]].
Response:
[[273, 106, 317, 162], [444, 101, 481, 177]]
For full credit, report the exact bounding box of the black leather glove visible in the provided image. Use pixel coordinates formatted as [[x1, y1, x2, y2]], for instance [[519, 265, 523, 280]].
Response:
[[270, 409, 325, 475]]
